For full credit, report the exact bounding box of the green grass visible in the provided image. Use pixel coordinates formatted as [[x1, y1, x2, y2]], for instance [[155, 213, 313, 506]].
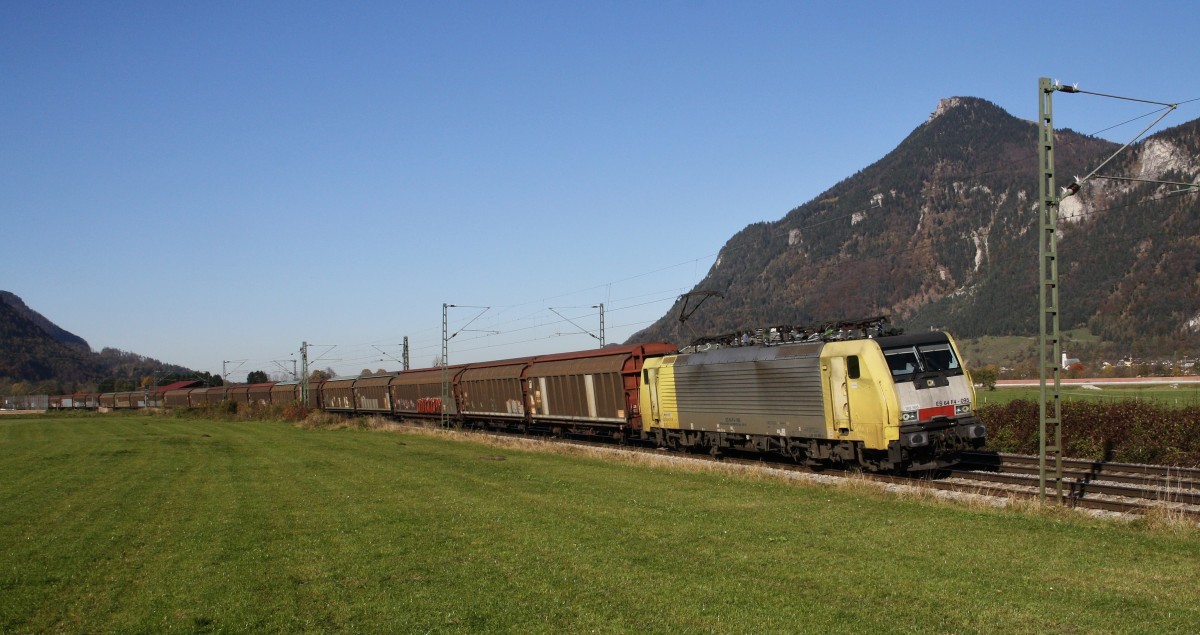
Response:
[[977, 383, 1200, 407], [956, 329, 1107, 369], [957, 334, 1035, 368], [3, 414, 1200, 633]]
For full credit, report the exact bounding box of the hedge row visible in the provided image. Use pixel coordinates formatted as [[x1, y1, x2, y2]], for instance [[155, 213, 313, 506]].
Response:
[[977, 400, 1200, 467]]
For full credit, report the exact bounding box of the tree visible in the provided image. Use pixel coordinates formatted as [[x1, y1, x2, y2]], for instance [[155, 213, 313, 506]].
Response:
[[247, 370, 269, 384], [310, 369, 332, 382], [971, 365, 999, 391]]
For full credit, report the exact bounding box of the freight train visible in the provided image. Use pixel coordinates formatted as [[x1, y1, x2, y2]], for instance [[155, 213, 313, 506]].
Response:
[[50, 320, 985, 471]]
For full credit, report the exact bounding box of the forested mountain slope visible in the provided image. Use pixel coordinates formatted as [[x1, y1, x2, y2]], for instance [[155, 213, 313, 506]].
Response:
[[0, 297, 99, 383], [0, 290, 197, 391]]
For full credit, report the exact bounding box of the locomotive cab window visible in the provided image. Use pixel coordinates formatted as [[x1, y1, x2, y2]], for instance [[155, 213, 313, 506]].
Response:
[[884, 348, 921, 378], [883, 343, 963, 378], [847, 355, 860, 379], [916, 343, 961, 375]]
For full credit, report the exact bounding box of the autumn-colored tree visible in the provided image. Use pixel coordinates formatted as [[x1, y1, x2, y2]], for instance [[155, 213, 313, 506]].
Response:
[[970, 365, 998, 391]]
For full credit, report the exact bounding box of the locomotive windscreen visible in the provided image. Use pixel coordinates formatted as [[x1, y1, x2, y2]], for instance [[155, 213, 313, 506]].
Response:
[[883, 342, 962, 378]]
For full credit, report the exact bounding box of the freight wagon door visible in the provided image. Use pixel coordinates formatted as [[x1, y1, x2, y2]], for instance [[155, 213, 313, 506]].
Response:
[[828, 356, 852, 433]]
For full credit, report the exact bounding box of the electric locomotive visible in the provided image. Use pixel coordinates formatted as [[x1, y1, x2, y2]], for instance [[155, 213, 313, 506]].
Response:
[[638, 322, 984, 470]]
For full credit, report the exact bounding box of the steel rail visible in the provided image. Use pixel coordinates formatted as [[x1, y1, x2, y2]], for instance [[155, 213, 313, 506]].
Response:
[[394, 420, 1200, 519], [958, 452, 1200, 489]]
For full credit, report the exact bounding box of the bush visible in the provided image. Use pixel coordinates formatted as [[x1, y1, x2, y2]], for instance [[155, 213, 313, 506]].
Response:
[[978, 399, 1200, 466], [294, 410, 347, 429], [282, 403, 310, 422], [971, 365, 999, 391]]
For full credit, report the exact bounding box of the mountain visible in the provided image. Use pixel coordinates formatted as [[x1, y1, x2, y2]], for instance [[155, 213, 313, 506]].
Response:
[[0, 291, 90, 351], [630, 97, 1200, 358], [0, 290, 200, 391], [0, 296, 100, 383]]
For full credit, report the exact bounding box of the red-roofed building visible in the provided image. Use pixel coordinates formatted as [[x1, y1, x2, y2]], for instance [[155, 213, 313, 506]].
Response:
[[152, 380, 201, 398]]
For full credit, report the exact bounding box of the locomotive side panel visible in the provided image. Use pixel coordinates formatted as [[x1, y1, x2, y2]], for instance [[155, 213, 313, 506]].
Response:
[[818, 339, 900, 452], [646, 355, 679, 430], [660, 345, 827, 438], [637, 356, 669, 432]]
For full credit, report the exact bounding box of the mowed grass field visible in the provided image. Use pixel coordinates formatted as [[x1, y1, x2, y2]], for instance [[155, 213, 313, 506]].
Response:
[[3, 415, 1200, 633], [976, 383, 1200, 407]]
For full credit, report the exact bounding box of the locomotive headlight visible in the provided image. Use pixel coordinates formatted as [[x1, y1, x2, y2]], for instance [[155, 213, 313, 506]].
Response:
[[955, 404, 972, 415], [901, 410, 918, 422]]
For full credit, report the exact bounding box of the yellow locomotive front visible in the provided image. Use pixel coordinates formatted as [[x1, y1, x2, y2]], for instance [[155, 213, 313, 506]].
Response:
[[874, 332, 986, 469]]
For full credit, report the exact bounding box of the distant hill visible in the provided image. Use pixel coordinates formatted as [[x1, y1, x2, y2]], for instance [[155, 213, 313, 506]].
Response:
[[0, 290, 201, 391], [630, 97, 1200, 358], [0, 291, 90, 351], [0, 295, 99, 383]]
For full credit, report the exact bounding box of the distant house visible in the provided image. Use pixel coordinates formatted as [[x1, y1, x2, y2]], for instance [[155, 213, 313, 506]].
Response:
[[1061, 352, 1084, 372]]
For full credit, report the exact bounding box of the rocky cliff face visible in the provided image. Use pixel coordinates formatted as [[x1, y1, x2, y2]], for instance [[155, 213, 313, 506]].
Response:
[[630, 97, 1200, 356]]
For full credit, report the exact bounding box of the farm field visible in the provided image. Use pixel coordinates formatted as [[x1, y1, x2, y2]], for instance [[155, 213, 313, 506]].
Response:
[[2, 414, 1200, 633], [976, 382, 1200, 407]]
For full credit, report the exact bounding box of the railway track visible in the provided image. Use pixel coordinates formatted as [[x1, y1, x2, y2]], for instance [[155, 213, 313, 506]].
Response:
[[409, 422, 1200, 520], [715, 450, 1200, 519], [943, 451, 1200, 518]]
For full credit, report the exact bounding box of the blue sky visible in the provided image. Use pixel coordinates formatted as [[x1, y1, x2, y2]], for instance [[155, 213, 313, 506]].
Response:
[[3, 1, 1198, 380]]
